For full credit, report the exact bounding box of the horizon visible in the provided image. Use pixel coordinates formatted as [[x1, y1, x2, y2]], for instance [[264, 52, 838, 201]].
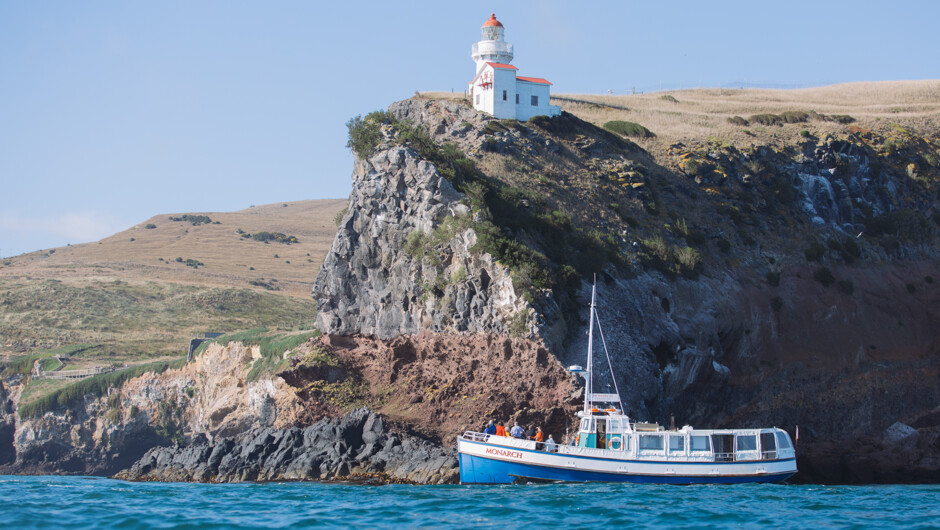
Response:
[[2, 1, 938, 256]]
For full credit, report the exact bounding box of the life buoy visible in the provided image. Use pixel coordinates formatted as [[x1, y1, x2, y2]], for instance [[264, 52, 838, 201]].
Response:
[[608, 436, 623, 450]]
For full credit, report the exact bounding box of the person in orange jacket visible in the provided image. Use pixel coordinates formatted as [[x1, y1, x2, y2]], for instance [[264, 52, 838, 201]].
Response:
[[495, 422, 507, 437], [534, 427, 545, 448]]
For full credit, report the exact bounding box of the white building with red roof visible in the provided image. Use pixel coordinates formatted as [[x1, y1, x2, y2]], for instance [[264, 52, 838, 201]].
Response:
[[468, 14, 561, 121]]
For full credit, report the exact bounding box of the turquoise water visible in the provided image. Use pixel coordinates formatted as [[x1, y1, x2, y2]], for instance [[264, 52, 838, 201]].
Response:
[[2, 476, 937, 528]]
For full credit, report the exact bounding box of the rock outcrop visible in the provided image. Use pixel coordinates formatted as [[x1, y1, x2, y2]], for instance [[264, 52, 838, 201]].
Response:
[[116, 408, 458, 484], [309, 97, 940, 483], [312, 136, 535, 341]]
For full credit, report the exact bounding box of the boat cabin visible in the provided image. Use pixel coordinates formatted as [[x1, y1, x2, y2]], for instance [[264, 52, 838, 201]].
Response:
[[572, 410, 793, 462]]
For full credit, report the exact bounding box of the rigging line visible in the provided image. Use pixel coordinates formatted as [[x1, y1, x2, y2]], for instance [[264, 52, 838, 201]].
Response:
[[593, 308, 623, 409]]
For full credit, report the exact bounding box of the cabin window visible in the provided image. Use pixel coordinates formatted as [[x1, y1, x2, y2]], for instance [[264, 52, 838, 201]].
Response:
[[760, 432, 777, 460], [623, 435, 631, 451], [531, 95, 539, 106], [775, 431, 792, 449], [516, 94, 519, 104], [712, 434, 734, 461], [638, 434, 664, 451], [736, 435, 757, 451], [690, 435, 710, 451], [579, 418, 589, 431], [668, 435, 685, 453], [609, 419, 621, 433], [502, 90, 507, 101]]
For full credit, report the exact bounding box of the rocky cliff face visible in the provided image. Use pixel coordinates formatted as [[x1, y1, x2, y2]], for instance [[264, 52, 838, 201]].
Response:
[[4, 342, 299, 475], [310, 97, 940, 483], [116, 408, 458, 484]]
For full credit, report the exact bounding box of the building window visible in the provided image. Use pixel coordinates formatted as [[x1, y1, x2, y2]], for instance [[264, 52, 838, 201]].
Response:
[[531, 95, 538, 106], [502, 90, 507, 101], [475, 94, 480, 105], [515, 94, 519, 104]]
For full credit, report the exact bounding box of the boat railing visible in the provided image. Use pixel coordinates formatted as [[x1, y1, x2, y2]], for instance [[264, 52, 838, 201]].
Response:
[[461, 431, 490, 442], [714, 452, 735, 462], [761, 450, 778, 460]]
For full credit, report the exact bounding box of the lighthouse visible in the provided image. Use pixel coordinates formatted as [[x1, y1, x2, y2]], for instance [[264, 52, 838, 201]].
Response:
[[468, 14, 561, 121]]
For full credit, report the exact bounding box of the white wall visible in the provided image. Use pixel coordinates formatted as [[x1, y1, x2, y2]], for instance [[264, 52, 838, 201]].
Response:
[[514, 81, 558, 121], [490, 68, 517, 119]]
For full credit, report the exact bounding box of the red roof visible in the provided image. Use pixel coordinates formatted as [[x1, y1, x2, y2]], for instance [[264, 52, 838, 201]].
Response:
[[482, 14, 503, 27], [517, 76, 552, 85], [486, 62, 518, 70]]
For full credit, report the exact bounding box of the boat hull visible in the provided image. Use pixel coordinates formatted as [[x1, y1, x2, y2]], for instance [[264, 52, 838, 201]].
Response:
[[458, 438, 797, 485]]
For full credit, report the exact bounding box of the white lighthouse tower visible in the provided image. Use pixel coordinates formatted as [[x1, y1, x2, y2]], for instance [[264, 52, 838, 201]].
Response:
[[468, 14, 561, 121], [471, 14, 514, 72]]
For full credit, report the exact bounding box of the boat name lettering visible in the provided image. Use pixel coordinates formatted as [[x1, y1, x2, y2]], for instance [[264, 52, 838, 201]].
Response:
[[485, 447, 523, 459]]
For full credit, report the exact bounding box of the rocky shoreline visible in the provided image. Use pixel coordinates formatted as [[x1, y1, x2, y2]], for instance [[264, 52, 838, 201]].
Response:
[[115, 408, 457, 484]]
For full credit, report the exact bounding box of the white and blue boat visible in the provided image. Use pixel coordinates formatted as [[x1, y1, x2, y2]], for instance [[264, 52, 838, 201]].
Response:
[[458, 281, 798, 484]]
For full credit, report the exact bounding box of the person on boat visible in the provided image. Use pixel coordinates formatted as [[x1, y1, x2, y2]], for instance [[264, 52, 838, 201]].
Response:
[[525, 425, 535, 440], [534, 427, 544, 449], [495, 422, 507, 437], [544, 435, 557, 453], [483, 420, 497, 436], [510, 422, 524, 438]]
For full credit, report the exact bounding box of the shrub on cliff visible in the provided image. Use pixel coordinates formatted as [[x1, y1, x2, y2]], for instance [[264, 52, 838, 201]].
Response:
[[813, 267, 835, 287], [346, 111, 388, 158], [603, 120, 654, 138]]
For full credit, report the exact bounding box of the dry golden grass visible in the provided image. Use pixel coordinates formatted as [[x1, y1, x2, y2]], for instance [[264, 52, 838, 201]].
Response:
[[1, 199, 347, 298], [425, 80, 940, 155], [550, 80, 940, 155]]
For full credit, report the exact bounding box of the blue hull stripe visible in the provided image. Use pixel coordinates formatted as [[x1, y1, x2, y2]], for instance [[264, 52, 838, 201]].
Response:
[[459, 453, 796, 485], [460, 438, 797, 466]]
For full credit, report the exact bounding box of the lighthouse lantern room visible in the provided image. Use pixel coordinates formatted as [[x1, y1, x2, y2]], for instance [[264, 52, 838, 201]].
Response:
[[468, 14, 561, 121]]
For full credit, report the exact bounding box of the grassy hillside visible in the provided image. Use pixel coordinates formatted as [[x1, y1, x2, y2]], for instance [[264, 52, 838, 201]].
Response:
[[427, 79, 940, 156], [0, 199, 346, 374]]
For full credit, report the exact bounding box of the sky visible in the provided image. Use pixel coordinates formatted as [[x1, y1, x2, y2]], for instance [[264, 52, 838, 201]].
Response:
[[1, 1, 937, 256]]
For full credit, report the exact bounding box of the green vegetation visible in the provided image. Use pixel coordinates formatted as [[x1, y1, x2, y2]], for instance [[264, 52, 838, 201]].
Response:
[[0, 344, 96, 378], [175, 257, 204, 268], [169, 215, 213, 226], [334, 206, 348, 227], [640, 235, 701, 279], [249, 278, 279, 291], [144, 223, 157, 229], [18, 359, 187, 418], [245, 231, 299, 244], [813, 267, 835, 287], [660, 95, 679, 104], [727, 116, 748, 126], [246, 331, 322, 381], [603, 120, 655, 138], [345, 112, 386, 158], [189, 327, 320, 381], [804, 241, 826, 262]]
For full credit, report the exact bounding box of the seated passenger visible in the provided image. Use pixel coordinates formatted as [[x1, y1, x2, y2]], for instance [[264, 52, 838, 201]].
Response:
[[545, 435, 557, 453], [510, 422, 524, 438], [483, 420, 497, 436]]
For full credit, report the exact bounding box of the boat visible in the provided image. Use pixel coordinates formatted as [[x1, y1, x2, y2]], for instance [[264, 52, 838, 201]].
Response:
[[457, 280, 798, 484]]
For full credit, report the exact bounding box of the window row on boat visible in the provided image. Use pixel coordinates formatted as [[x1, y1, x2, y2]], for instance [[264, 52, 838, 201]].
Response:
[[573, 417, 794, 461]]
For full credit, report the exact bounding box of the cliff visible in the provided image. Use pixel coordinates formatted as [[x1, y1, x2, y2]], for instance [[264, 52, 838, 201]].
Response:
[[310, 96, 940, 482]]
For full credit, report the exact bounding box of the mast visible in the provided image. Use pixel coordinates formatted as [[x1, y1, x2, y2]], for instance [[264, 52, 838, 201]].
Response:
[[585, 277, 596, 413]]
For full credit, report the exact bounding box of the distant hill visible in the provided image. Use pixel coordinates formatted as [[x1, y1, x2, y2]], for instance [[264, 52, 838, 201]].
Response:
[[0, 199, 346, 367]]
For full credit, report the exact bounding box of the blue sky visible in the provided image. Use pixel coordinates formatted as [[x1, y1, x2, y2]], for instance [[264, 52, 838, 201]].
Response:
[[1, 1, 937, 256]]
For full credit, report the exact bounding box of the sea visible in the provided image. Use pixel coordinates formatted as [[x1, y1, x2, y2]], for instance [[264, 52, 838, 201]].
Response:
[[2, 475, 937, 528]]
